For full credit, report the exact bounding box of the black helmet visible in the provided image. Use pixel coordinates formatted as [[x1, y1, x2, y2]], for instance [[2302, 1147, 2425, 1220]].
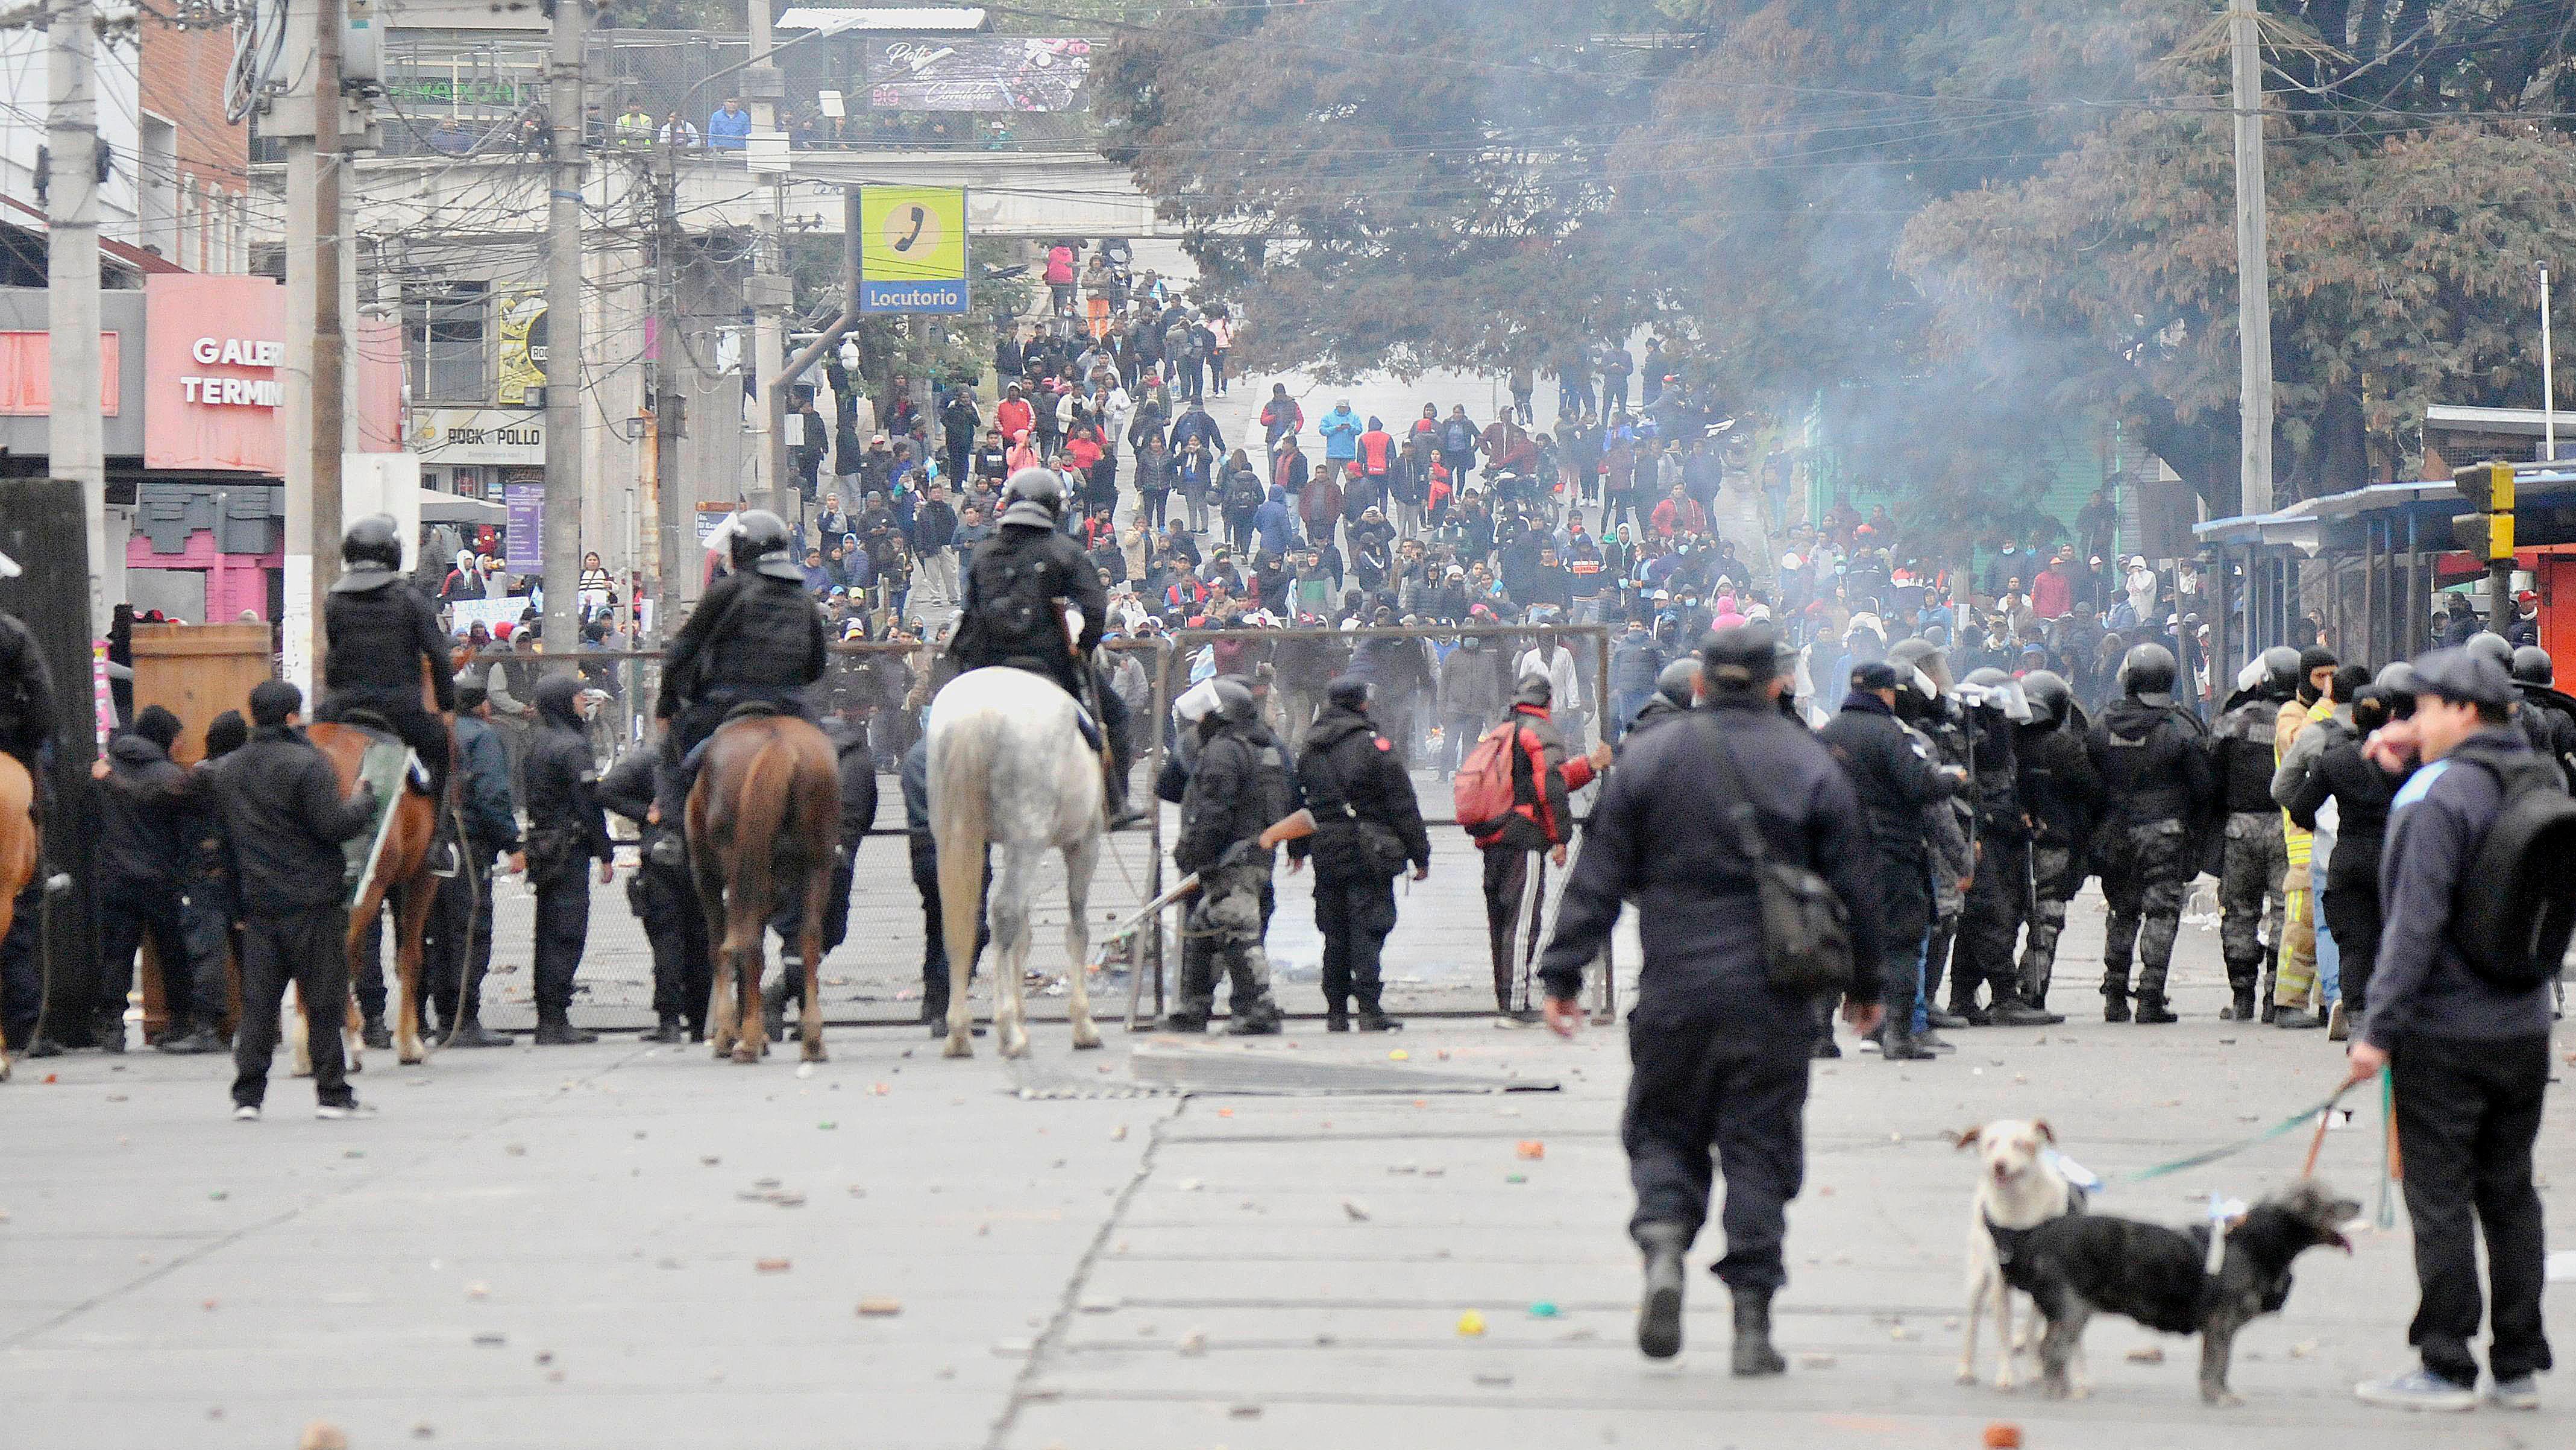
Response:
[[2121, 641, 2179, 701], [2020, 669, 2073, 728], [1886, 637, 1952, 697], [2466, 631, 2515, 669], [1960, 665, 2031, 722], [1653, 656, 1699, 708], [2511, 644, 2555, 686], [1000, 467, 1066, 529], [2258, 644, 2302, 697], [730, 509, 802, 583], [2373, 660, 2422, 698], [341, 514, 401, 573], [1208, 675, 1256, 725]]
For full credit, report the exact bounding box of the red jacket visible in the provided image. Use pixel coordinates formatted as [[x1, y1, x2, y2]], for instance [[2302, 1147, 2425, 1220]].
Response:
[[1650, 496, 1707, 540], [1472, 704, 1596, 851]]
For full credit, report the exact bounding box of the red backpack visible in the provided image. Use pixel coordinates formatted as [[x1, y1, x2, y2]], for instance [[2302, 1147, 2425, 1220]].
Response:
[[1453, 721, 1522, 835]]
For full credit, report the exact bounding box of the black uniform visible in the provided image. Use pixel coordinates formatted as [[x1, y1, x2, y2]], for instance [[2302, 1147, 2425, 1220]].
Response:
[[1538, 698, 1881, 1293], [1293, 701, 1433, 1025], [522, 676, 612, 1029], [947, 521, 1130, 778], [759, 716, 879, 1033], [0, 611, 53, 1051], [2513, 683, 2576, 784], [207, 722, 376, 1109], [319, 573, 457, 797], [1817, 692, 1950, 1024], [92, 729, 195, 1045], [658, 569, 829, 762], [1170, 714, 1294, 1029], [902, 736, 987, 1027], [425, 711, 518, 1036], [2012, 717, 2103, 1006], [1951, 709, 2034, 1017], [2087, 696, 2212, 1010], [599, 740, 709, 1038]]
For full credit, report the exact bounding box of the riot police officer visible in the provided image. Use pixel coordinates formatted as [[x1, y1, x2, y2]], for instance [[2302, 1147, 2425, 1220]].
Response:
[[2508, 645, 2576, 783], [1165, 676, 1293, 1034], [1888, 637, 1973, 1038], [1293, 675, 1432, 1032], [656, 509, 828, 804], [319, 515, 456, 800], [598, 732, 707, 1044], [1818, 660, 1962, 1061], [521, 676, 614, 1044], [2210, 644, 2299, 1020], [946, 467, 1135, 822], [1950, 667, 2061, 1026], [2088, 643, 2214, 1023], [2011, 670, 2101, 1011]]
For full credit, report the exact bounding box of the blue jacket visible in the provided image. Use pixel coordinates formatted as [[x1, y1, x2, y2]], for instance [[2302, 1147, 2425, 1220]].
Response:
[[706, 106, 752, 149], [1254, 487, 1299, 555], [1607, 632, 1664, 695], [2365, 727, 2557, 1047], [1318, 407, 1362, 461], [454, 713, 519, 851]]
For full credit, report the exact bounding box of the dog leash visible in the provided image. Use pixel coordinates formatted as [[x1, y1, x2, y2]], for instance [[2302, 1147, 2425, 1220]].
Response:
[[2045, 1082, 2361, 1196]]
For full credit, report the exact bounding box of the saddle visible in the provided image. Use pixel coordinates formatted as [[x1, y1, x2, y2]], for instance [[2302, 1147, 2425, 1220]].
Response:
[[994, 657, 1104, 752], [720, 699, 787, 724]]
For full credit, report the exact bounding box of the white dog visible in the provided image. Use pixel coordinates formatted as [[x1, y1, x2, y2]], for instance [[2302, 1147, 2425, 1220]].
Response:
[[1955, 1119, 2079, 1390]]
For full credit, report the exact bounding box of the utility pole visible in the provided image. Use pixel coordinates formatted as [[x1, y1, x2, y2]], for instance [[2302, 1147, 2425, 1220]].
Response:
[[46, 0, 107, 646], [280, 0, 349, 692], [745, 0, 792, 519], [2229, 0, 2274, 520], [2540, 261, 2557, 463], [651, 149, 686, 630], [541, 0, 587, 654]]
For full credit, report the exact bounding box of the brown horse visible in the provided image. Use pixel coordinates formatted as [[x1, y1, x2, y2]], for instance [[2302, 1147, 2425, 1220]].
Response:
[[685, 713, 838, 1064], [0, 752, 34, 1082], [293, 723, 443, 1070]]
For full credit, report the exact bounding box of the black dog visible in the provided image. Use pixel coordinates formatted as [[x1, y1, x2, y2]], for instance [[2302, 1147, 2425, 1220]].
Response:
[[2006, 1182, 2359, 1404]]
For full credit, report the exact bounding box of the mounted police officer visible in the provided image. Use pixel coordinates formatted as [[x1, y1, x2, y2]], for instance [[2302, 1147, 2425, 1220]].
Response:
[[655, 509, 828, 805], [318, 515, 456, 802], [1165, 676, 1292, 1035], [2211, 644, 2300, 1020], [946, 467, 1136, 824], [2088, 643, 2213, 1023], [1292, 675, 1432, 1032]]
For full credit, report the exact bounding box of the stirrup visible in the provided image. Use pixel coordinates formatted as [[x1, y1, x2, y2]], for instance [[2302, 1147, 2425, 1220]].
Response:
[[429, 839, 461, 880], [1073, 706, 1104, 754]]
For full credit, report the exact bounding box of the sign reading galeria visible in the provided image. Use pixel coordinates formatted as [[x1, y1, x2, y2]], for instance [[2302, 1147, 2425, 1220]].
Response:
[[143, 274, 288, 473]]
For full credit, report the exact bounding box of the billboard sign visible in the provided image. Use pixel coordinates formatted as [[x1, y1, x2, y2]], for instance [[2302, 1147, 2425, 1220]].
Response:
[[862, 37, 1092, 112], [859, 186, 970, 314]]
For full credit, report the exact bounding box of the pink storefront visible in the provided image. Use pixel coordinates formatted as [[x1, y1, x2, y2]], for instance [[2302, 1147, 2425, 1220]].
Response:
[[119, 274, 406, 623]]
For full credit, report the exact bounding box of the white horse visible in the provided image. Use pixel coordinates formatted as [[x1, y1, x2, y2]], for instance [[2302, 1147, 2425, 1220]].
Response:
[[926, 666, 1106, 1059]]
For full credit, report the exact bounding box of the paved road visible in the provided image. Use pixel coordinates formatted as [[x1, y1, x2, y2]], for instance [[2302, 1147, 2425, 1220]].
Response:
[[10, 890, 2570, 1448]]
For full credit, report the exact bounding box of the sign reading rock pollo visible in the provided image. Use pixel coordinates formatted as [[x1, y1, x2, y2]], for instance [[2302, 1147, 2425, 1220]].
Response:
[[144, 274, 290, 473]]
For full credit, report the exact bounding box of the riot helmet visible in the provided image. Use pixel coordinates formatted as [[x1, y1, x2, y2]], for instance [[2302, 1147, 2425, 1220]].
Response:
[[729, 509, 803, 583]]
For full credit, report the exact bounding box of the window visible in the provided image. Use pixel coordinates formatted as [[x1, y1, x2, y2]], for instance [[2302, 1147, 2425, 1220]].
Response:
[[404, 280, 490, 403]]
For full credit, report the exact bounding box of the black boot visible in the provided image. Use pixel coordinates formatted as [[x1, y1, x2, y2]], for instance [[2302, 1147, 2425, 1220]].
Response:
[[360, 1017, 392, 1051], [1324, 1002, 1350, 1033], [764, 958, 797, 1044], [1923, 1006, 1971, 1030], [157, 1026, 227, 1055], [2101, 986, 2131, 1023], [1635, 1223, 1689, 1360], [1225, 998, 1284, 1036], [445, 1017, 511, 1048], [639, 1015, 687, 1044], [2220, 982, 2258, 1021], [1875, 1020, 1935, 1061], [1729, 1287, 1788, 1377], [1990, 1000, 2065, 1027], [1355, 1008, 1403, 1032], [532, 1012, 597, 1045], [2132, 992, 2178, 1025]]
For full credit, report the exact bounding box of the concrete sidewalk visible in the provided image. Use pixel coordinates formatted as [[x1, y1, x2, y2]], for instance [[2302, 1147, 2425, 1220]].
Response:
[[4, 946, 2568, 1450]]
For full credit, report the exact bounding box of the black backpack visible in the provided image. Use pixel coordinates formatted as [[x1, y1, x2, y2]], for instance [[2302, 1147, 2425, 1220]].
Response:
[[1226, 473, 1265, 514], [2449, 749, 2576, 991]]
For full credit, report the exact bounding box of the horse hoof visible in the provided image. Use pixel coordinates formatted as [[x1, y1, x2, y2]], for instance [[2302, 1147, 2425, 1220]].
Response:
[[398, 1050, 426, 1066], [803, 1046, 828, 1064], [732, 1045, 761, 1065], [1000, 1033, 1030, 1060], [941, 1036, 973, 1059], [1070, 1023, 1104, 1050]]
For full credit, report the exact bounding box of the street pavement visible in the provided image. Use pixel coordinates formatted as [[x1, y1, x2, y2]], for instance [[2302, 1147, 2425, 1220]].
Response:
[[7, 888, 2571, 1449]]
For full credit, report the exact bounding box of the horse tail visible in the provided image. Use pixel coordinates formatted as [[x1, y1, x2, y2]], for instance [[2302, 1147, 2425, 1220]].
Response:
[[930, 713, 992, 1026], [723, 728, 795, 955]]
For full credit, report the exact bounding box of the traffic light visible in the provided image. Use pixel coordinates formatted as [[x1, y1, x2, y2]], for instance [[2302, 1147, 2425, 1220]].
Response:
[[2453, 460, 2517, 561]]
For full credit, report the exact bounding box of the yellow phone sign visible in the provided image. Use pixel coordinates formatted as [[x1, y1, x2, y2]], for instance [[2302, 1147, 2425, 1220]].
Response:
[[859, 186, 969, 313]]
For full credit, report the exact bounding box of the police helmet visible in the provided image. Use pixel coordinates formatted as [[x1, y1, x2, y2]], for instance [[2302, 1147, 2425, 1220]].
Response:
[[2258, 644, 2303, 696], [340, 514, 401, 573], [1886, 637, 1952, 697], [1959, 666, 2032, 722], [2372, 660, 2422, 700], [1000, 467, 1067, 530], [2120, 641, 2179, 701], [1653, 656, 1700, 709], [2510, 644, 2555, 687], [2466, 631, 2515, 670], [2019, 669, 2073, 729], [1208, 675, 1257, 725], [729, 509, 803, 583]]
